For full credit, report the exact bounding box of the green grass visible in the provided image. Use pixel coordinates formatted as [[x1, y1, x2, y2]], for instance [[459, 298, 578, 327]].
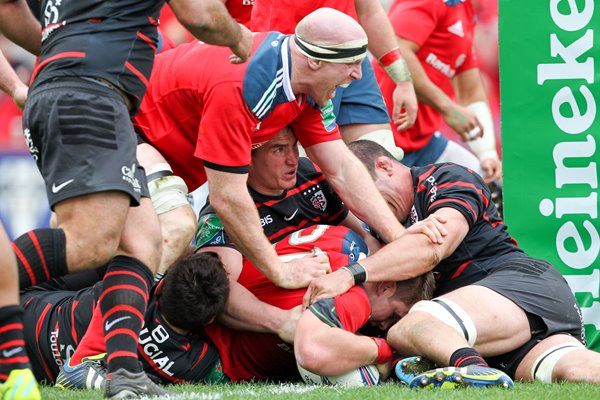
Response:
[[40, 381, 600, 399]]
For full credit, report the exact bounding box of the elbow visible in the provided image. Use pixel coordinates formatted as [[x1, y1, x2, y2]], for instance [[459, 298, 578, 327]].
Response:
[[295, 337, 329, 375]]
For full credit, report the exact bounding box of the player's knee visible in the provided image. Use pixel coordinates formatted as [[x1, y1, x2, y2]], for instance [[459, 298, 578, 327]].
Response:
[[408, 298, 478, 346], [530, 343, 585, 383]]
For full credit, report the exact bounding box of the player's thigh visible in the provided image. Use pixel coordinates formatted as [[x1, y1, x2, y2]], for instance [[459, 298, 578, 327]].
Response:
[[440, 284, 531, 355], [55, 191, 131, 270]]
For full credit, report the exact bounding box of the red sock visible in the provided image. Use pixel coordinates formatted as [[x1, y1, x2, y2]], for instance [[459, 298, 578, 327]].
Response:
[[69, 303, 106, 365]]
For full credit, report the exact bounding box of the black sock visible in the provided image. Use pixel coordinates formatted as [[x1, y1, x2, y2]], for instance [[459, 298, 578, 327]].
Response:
[[449, 347, 488, 368], [12, 228, 68, 289], [100, 256, 152, 373], [0, 305, 31, 382]]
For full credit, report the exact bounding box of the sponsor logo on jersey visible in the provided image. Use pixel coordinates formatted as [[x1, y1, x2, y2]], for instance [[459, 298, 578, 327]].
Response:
[[410, 205, 419, 225], [196, 213, 226, 247], [310, 190, 327, 212], [122, 163, 141, 193], [447, 20, 464, 37], [139, 325, 176, 376], [260, 214, 274, 227], [23, 128, 40, 161], [320, 100, 337, 132], [426, 176, 439, 203], [425, 53, 456, 78]]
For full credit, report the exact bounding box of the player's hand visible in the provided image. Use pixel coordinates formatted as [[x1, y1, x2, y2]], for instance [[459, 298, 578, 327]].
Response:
[[11, 83, 28, 110], [405, 214, 447, 244], [392, 81, 417, 131], [302, 268, 354, 308], [277, 305, 303, 344], [481, 158, 502, 183], [376, 361, 393, 381], [276, 251, 331, 289], [443, 103, 483, 142], [229, 24, 253, 64]]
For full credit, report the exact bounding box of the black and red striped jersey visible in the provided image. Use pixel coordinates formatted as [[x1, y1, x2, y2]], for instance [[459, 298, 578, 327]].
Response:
[[21, 281, 220, 384], [33, 0, 163, 113], [408, 163, 522, 291], [195, 157, 348, 250]]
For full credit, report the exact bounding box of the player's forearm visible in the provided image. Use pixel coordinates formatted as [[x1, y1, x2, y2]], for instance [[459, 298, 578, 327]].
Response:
[[295, 314, 379, 376], [0, 0, 41, 55], [360, 231, 441, 282], [219, 281, 288, 333], [170, 0, 242, 47], [396, 38, 453, 114], [208, 182, 283, 284], [0, 50, 24, 98], [355, 0, 397, 59]]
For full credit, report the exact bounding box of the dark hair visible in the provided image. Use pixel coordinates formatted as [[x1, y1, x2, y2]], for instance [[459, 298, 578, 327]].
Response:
[[392, 272, 436, 307], [159, 252, 229, 333], [347, 140, 397, 180]]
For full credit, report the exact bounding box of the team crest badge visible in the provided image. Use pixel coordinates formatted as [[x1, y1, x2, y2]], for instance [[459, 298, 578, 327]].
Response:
[[311, 190, 328, 211]]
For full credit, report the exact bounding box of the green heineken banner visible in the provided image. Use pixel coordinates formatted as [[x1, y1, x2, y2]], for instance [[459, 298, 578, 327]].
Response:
[[500, 0, 600, 350]]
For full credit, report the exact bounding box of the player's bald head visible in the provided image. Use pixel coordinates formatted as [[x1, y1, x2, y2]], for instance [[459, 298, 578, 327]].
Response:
[[297, 8, 366, 45], [294, 8, 368, 63]]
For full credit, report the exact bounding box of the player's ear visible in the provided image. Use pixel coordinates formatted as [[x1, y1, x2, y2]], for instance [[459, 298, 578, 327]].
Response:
[[378, 281, 396, 297], [307, 57, 322, 71], [375, 156, 394, 176]]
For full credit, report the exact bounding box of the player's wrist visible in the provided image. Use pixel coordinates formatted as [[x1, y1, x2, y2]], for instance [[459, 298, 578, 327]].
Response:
[[341, 262, 368, 285], [371, 337, 393, 364], [379, 48, 412, 84]]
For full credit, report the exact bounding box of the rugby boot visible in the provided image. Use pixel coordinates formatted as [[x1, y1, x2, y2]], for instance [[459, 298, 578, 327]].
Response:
[[55, 353, 107, 390], [394, 356, 436, 385], [409, 365, 514, 389], [0, 368, 41, 400], [104, 368, 175, 399]]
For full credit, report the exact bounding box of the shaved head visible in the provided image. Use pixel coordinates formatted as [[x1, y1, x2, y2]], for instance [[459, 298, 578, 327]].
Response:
[[296, 7, 367, 48]]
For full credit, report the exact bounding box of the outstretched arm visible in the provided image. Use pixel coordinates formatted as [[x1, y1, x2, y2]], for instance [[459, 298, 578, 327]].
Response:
[[303, 210, 456, 306], [170, 0, 252, 62]]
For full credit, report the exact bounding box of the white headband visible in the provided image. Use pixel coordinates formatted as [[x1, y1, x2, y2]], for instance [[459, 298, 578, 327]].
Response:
[[293, 34, 368, 63]]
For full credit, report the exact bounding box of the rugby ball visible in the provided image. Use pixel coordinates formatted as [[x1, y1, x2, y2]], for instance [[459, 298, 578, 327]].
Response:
[[297, 362, 381, 387]]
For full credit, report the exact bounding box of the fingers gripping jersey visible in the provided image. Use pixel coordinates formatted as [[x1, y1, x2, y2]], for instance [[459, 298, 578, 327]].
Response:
[[133, 33, 341, 191], [408, 163, 522, 285], [195, 158, 348, 250], [373, 0, 478, 152], [203, 225, 371, 382]]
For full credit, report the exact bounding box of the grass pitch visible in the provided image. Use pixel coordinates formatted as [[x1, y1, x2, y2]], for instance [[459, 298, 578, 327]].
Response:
[[40, 381, 600, 399]]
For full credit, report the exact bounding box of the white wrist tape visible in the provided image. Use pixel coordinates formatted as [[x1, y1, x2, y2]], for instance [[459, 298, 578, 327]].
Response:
[[146, 164, 190, 215], [356, 129, 404, 161], [466, 101, 499, 162]]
